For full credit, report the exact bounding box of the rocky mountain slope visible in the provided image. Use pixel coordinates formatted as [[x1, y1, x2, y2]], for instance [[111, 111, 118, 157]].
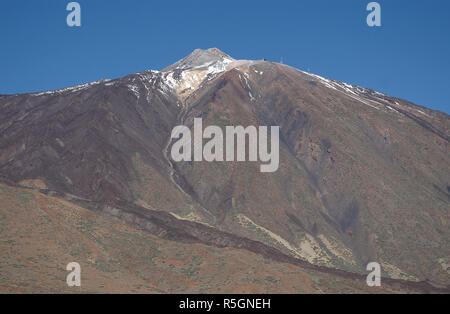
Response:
[[0, 48, 449, 292], [1, 182, 441, 293]]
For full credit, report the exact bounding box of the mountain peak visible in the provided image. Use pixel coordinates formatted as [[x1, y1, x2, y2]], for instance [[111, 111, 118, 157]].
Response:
[[163, 48, 235, 72], [1, 47, 449, 292]]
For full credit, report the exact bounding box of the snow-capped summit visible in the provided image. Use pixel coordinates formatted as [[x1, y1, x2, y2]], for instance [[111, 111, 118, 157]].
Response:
[[160, 48, 236, 100], [163, 48, 235, 72]]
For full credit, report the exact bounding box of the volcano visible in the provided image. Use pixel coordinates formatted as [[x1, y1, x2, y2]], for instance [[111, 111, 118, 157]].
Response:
[[0, 48, 448, 293]]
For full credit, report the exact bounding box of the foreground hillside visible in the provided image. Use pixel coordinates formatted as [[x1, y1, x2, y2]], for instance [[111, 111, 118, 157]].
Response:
[[0, 183, 442, 293]]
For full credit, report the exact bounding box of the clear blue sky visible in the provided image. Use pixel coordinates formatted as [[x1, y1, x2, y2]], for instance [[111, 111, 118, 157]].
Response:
[[1, 0, 449, 113]]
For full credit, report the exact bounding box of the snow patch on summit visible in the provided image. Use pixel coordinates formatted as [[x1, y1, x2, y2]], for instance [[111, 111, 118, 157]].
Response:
[[158, 49, 235, 100]]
